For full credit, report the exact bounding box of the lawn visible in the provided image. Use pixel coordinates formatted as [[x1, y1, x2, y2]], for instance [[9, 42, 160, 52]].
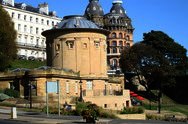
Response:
[[9, 59, 46, 70]]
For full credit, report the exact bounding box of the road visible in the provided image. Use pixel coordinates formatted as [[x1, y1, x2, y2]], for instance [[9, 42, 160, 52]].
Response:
[[0, 119, 26, 124]]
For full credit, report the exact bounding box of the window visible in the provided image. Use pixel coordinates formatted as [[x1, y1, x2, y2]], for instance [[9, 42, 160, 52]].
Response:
[[111, 32, 116, 38], [18, 14, 21, 19], [11, 12, 14, 18], [115, 103, 117, 107], [126, 35, 130, 41], [66, 81, 69, 93], [36, 28, 39, 34], [30, 16, 33, 22], [66, 40, 74, 49], [52, 21, 54, 26], [104, 104, 107, 108], [41, 19, 44, 24], [86, 80, 93, 90], [36, 18, 38, 23], [24, 36, 28, 43], [47, 20, 49, 25], [126, 43, 130, 47], [112, 47, 117, 53], [94, 41, 100, 48], [83, 43, 87, 49], [119, 41, 123, 46], [30, 37, 34, 44], [24, 15, 27, 21], [30, 26, 33, 34], [119, 47, 123, 53], [36, 38, 39, 47], [112, 41, 117, 46], [112, 59, 118, 69], [55, 44, 60, 51], [18, 34, 22, 42], [119, 33, 123, 38], [24, 25, 27, 32], [18, 24, 21, 31]]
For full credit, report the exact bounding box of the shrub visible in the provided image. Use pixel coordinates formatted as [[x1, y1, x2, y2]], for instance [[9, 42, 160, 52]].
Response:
[[98, 108, 117, 119], [120, 107, 144, 114], [75, 102, 90, 115], [81, 104, 100, 123], [42, 106, 58, 114], [4, 88, 20, 98]]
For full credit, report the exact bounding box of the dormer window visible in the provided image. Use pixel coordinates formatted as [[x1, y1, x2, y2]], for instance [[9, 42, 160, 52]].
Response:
[[21, 3, 27, 10]]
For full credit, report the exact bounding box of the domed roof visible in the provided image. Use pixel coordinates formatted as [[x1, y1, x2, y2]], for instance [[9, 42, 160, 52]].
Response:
[[56, 15, 99, 29], [110, 0, 126, 17], [84, 0, 104, 18]]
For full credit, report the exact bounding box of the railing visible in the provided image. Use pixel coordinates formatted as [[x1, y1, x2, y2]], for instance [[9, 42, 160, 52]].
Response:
[[17, 42, 46, 50], [83, 89, 123, 97]]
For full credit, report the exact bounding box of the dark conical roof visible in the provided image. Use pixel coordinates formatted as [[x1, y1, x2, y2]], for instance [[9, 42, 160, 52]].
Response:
[[110, 0, 126, 17], [84, 0, 104, 18]]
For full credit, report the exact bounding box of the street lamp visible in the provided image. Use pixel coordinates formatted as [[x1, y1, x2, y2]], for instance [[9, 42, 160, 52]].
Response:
[[29, 79, 36, 109], [79, 80, 83, 102]]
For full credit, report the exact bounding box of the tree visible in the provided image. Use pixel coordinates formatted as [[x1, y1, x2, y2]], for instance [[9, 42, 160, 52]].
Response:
[[120, 30, 187, 112], [0, 5, 17, 71], [120, 30, 187, 89]]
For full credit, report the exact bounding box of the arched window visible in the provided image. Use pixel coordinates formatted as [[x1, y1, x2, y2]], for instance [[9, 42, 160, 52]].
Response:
[[126, 43, 130, 47], [119, 33, 123, 38], [111, 59, 118, 70], [111, 32, 116, 38], [112, 41, 117, 46], [119, 41, 123, 46], [112, 47, 117, 53], [126, 35, 130, 41]]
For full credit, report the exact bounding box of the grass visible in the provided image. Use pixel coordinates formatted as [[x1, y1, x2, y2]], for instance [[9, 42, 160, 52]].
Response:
[[142, 94, 188, 116], [9, 59, 46, 69]]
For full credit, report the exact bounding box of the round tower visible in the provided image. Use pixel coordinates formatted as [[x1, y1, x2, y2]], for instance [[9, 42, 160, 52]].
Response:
[[42, 15, 109, 78]]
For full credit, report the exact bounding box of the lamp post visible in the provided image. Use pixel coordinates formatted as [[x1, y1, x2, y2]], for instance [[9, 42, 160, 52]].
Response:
[[79, 80, 83, 102], [29, 79, 36, 109]]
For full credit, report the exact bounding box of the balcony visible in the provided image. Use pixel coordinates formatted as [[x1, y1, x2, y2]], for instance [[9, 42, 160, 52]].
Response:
[[83, 89, 123, 97], [17, 42, 46, 51]]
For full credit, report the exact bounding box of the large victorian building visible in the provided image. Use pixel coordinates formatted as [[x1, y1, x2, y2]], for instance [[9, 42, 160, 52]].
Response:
[[84, 0, 134, 74], [0, 0, 61, 60]]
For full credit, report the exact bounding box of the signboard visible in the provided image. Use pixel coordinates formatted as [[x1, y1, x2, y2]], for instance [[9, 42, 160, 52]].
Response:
[[46, 81, 59, 93], [46, 80, 60, 116]]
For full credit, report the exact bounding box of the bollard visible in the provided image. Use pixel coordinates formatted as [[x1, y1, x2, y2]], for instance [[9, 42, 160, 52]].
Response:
[[11, 107, 17, 119]]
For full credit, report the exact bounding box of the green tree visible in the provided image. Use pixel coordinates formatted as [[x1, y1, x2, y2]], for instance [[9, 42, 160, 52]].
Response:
[[120, 30, 187, 89], [120, 30, 187, 112], [0, 5, 17, 71]]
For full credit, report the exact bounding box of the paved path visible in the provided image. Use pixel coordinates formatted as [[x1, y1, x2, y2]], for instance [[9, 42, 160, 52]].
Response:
[[0, 107, 187, 124]]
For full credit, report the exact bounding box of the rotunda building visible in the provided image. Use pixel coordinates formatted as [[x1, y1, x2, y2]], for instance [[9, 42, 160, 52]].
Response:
[[42, 15, 109, 78]]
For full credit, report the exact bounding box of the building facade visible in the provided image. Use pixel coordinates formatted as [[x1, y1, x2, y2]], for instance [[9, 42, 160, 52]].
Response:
[[0, 0, 61, 61], [0, 15, 131, 110], [84, 0, 134, 74]]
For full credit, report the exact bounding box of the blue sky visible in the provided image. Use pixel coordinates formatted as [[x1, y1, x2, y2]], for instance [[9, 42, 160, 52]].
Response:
[[15, 0, 188, 54]]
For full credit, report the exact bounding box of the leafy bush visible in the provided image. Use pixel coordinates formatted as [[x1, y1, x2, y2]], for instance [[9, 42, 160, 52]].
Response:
[[120, 107, 144, 114], [75, 102, 90, 115], [146, 114, 164, 120], [81, 104, 100, 123], [4, 88, 20, 98], [98, 108, 117, 119]]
